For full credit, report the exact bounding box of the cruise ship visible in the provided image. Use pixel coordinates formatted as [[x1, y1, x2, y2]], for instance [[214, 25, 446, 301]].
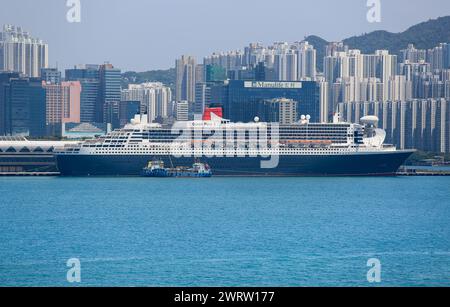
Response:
[[55, 109, 414, 176]]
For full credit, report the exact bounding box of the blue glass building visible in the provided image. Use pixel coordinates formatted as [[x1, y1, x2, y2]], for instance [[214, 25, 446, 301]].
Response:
[[211, 80, 320, 123], [65, 65, 100, 123], [3, 77, 46, 137], [0, 72, 20, 135], [65, 64, 121, 125]]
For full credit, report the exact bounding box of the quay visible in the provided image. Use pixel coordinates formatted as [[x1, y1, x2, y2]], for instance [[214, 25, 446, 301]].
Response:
[[0, 172, 60, 176], [397, 169, 450, 176]]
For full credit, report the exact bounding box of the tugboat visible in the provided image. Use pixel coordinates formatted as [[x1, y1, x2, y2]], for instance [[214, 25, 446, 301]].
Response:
[[141, 160, 212, 178]]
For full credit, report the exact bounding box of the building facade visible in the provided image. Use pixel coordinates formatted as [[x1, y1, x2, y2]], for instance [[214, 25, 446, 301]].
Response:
[[65, 65, 101, 123], [0, 25, 48, 77], [211, 80, 320, 123], [99, 63, 121, 124], [43, 81, 81, 135], [3, 77, 46, 137], [175, 55, 197, 102], [0, 71, 20, 135], [338, 99, 450, 153], [121, 82, 172, 122]]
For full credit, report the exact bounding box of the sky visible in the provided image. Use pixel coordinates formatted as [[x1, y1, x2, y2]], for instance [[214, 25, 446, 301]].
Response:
[[1, 0, 450, 72]]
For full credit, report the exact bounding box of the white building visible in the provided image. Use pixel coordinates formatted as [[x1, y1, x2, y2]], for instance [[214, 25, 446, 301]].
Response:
[[175, 101, 189, 121], [121, 82, 172, 122], [0, 25, 48, 77], [295, 41, 317, 81]]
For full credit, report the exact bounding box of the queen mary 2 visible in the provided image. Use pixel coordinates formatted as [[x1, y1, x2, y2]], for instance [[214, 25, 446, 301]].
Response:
[[55, 108, 414, 176]]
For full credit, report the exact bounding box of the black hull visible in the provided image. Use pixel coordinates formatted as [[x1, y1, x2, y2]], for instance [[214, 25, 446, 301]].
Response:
[[56, 151, 414, 176]]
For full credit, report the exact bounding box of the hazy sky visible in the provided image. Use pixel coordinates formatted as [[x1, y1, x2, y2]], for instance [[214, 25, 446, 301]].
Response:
[[1, 0, 450, 72]]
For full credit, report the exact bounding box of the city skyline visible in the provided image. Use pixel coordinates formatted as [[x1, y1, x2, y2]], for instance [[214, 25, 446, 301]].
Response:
[[1, 0, 450, 72]]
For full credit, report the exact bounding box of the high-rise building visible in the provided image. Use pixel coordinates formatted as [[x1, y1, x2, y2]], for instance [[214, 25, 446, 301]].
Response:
[[326, 42, 348, 57], [175, 100, 189, 121], [41, 68, 61, 84], [0, 25, 48, 77], [274, 50, 298, 81], [400, 44, 427, 63], [43, 81, 81, 135], [175, 55, 196, 102], [338, 98, 450, 153], [427, 43, 450, 71], [203, 41, 317, 83], [194, 82, 211, 115], [205, 65, 227, 83], [65, 65, 100, 123], [119, 100, 140, 127], [324, 48, 400, 106], [103, 101, 121, 129], [0, 71, 20, 135], [121, 82, 172, 122], [276, 98, 298, 124], [295, 41, 317, 81], [316, 78, 330, 123], [211, 80, 320, 123], [99, 64, 121, 124], [3, 77, 46, 137]]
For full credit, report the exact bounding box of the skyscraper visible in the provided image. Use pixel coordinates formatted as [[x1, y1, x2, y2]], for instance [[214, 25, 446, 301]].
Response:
[[274, 50, 298, 81], [41, 68, 61, 84], [194, 82, 210, 115], [3, 77, 46, 137], [0, 25, 48, 77], [121, 82, 172, 122], [212, 80, 320, 123], [324, 47, 399, 106], [43, 81, 81, 135], [175, 55, 196, 102], [65, 65, 100, 123], [295, 41, 317, 81], [0, 72, 20, 135], [338, 98, 450, 153], [400, 44, 427, 63], [99, 64, 122, 124]]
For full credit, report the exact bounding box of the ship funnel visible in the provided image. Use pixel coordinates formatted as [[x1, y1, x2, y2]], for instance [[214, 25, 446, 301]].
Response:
[[203, 107, 223, 121]]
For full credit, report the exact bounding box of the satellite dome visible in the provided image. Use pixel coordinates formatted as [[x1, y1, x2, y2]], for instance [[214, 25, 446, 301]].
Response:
[[254, 116, 260, 123], [301, 115, 306, 120], [360, 115, 379, 125]]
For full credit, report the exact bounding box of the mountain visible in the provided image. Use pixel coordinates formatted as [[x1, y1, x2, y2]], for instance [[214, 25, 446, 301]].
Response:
[[306, 16, 450, 71]]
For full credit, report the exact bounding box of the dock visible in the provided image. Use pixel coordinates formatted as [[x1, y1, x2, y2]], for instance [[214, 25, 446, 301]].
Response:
[[0, 172, 60, 176], [397, 170, 450, 176]]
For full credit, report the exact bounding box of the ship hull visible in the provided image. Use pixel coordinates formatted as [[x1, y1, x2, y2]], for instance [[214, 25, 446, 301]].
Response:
[[56, 151, 414, 176]]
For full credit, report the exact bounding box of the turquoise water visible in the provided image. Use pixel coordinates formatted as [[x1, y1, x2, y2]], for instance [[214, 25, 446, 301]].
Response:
[[0, 176, 449, 287]]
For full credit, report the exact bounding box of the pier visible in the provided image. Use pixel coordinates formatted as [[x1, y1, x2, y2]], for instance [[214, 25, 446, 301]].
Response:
[[0, 172, 60, 176]]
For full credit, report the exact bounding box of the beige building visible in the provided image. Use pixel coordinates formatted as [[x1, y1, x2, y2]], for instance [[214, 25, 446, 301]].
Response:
[[43, 81, 81, 126]]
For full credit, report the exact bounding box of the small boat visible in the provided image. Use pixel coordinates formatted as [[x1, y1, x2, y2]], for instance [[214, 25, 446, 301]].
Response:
[[141, 160, 212, 178]]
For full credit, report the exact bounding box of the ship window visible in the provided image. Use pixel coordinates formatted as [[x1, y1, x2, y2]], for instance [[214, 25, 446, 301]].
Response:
[[20, 147, 31, 153], [6, 147, 16, 153], [47, 147, 54, 152]]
